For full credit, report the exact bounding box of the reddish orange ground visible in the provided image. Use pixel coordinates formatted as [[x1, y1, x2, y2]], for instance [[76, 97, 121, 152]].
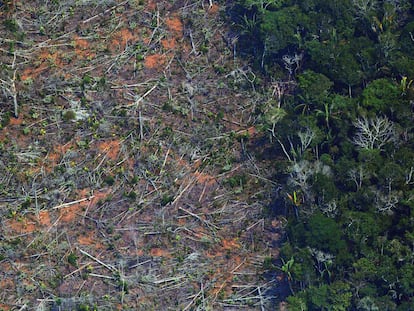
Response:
[[0, 1, 280, 309], [144, 53, 167, 69]]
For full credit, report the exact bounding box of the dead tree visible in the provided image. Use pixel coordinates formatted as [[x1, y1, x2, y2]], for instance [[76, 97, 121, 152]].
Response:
[[352, 116, 396, 150]]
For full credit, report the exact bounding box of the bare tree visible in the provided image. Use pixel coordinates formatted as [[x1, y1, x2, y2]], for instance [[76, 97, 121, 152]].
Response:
[[348, 166, 370, 191], [374, 190, 399, 213], [276, 127, 317, 162], [289, 160, 314, 199], [352, 0, 378, 19], [288, 159, 332, 203], [298, 128, 316, 155], [270, 80, 296, 108], [352, 116, 396, 150], [309, 247, 335, 278], [320, 200, 338, 218], [405, 167, 414, 185], [282, 52, 303, 78]]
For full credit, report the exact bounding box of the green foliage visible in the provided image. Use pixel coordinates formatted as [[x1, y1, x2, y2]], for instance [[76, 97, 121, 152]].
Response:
[[391, 55, 414, 80], [306, 39, 363, 90], [309, 282, 352, 311], [287, 282, 352, 311], [77, 304, 97, 311], [261, 6, 309, 54], [3, 19, 18, 32], [297, 70, 333, 108], [280, 243, 316, 284], [67, 252, 78, 267], [353, 257, 377, 282], [286, 295, 308, 311], [233, 0, 414, 308], [161, 194, 174, 206], [63, 110, 76, 122], [311, 173, 337, 203], [362, 79, 400, 114], [400, 263, 414, 295], [305, 213, 345, 254], [400, 21, 414, 55], [240, 0, 283, 11], [344, 211, 384, 249], [104, 175, 115, 186]]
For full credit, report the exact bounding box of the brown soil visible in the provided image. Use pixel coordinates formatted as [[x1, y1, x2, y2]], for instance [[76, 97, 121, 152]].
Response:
[[110, 28, 136, 51], [208, 3, 220, 14], [37, 210, 51, 226], [149, 248, 171, 257], [0, 1, 281, 310], [7, 217, 37, 234], [95, 139, 121, 161], [144, 53, 168, 69], [74, 35, 96, 59], [161, 37, 176, 50], [165, 16, 183, 35]]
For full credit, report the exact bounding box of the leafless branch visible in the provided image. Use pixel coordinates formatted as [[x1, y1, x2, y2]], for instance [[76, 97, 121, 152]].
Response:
[[352, 116, 396, 150]]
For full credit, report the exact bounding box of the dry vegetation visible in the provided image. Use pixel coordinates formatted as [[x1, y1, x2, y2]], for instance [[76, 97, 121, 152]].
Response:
[[0, 1, 284, 310]]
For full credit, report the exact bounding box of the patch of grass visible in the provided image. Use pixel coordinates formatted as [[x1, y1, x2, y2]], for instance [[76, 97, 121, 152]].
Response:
[[161, 194, 174, 206], [3, 19, 18, 32], [67, 252, 78, 267], [63, 110, 76, 122], [104, 175, 115, 186]]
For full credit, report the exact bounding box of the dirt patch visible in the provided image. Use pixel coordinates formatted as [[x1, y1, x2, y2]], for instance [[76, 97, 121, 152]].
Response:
[[74, 35, 89, 50], [0, 273, 15, 293], [237, 126, 258, 138], [144, 53, 167, 69], [221, 238, 241, 250], [150, 248, 171, 257], [8, 116, 23, 126], [146, 0, 157, 11], [161, 38, 176, 50], [193, 170, 217, 186], [44, 141, 77, 173], [57, 188, 111, 223], [59, 188, 91, 223], [208, 255, 243, 298], [7, 217, 37, 234], [21, 49, 64, 80], [96, 139, 121, 161], [37, 210, 51, 226], [74, 35, 96, 59], [110, 28, 136, 51], [59, 202, 84, 223], [21, 64, 48, 81], [165, 16, 183, 35], [0, 304, 11, 311], [208, 3, 220, 15], [77, 231, 104, 249]]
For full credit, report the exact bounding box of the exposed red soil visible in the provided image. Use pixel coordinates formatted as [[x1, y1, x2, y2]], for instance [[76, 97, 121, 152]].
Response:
[[208, 3, 220, 15], [74, 35, 96, 59], [6, 217, 37, 234], [0, 1, 280, 309], [110, 28, 136, 51], [149, 248, 171, 257], [165, 16, 183, 35], [37, 210, 51, 226], [144, 53, 167, 69], [95, 139, 121, 161], [161, 37, 176, 50]]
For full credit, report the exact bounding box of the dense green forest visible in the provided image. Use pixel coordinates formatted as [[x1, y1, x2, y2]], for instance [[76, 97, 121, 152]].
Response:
[[231, 0, 414, 309]]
